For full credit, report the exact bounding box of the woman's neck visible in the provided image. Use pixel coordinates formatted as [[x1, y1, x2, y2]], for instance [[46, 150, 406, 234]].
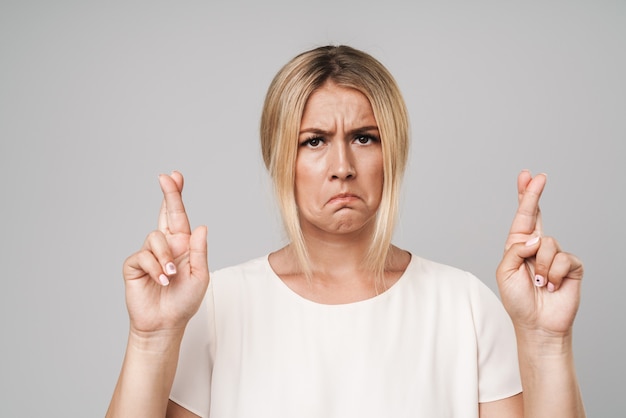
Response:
[[269, 238, 410, 304]]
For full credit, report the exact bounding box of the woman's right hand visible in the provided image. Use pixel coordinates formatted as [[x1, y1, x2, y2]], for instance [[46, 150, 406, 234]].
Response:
[[122, 171, 209, 336]]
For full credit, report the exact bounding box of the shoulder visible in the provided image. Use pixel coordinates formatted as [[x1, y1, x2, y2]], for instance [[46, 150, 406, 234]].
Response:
[[408, 256, 484, 290], [403, 256, 503, 314], [210, 255, 269, 280], [208, 255, 276, 303]]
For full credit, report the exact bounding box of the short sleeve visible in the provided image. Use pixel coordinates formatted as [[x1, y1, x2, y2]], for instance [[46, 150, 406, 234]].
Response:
[[169, 283, 215, 417], [469, 275, 523, 403]]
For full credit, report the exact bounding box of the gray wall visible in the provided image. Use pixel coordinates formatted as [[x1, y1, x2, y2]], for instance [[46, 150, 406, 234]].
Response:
[[1, 0, 624, 416]]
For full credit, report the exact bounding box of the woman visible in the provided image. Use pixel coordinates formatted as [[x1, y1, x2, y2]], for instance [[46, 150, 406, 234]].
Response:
[[106, 45, 585, 417]]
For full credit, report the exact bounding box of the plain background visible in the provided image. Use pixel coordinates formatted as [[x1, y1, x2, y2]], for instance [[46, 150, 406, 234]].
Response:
[[1, 0, 624, 416]]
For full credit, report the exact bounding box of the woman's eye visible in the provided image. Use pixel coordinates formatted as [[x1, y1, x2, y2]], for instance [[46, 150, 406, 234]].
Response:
[[303, 137, 324, 147], [354, 135, 377, 145]]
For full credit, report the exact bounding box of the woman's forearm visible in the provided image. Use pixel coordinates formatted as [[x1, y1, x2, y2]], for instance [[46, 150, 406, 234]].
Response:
[[106, 329, 185, 418], [516, 331, 585, 418]]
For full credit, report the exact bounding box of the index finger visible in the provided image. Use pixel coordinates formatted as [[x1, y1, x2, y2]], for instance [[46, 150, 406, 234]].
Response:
[[509, 172, 546, 237], [157, 172, 191, 235]]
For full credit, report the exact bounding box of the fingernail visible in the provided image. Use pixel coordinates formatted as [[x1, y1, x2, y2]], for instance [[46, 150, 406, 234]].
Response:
[[534, 275, 546, 287], [525, 236, 540, 246], [159, 274, 170, 286], [547, 282, 555, 292], [165, 262, 177, 275]]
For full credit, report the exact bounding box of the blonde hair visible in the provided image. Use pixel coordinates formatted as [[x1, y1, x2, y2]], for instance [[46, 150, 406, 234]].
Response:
[[260, 45, 410, 280]]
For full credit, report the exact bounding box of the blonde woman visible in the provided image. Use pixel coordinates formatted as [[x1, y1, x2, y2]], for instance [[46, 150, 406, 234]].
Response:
[[107, 45, 585, 418]]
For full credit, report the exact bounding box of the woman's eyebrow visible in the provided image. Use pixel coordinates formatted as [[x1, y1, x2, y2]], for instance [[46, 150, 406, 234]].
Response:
[[349, 126, 379, 135], [298, 125, 379, 136], [299, 127, 329, 136]]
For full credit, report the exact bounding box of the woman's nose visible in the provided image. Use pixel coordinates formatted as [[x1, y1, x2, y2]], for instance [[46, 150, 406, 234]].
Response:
[[329, 142, 355, 180]]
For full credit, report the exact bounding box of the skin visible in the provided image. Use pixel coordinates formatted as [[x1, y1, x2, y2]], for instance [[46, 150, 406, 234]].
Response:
[[295, 82, 384, 239], [107, 83, 585, 418]]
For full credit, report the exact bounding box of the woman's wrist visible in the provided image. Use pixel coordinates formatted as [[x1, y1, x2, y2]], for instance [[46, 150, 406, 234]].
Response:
[[127, 327, 186, 355], [515, 328, 585, 418], [514, 326, 574, 358], [106, 328, 184, 418]]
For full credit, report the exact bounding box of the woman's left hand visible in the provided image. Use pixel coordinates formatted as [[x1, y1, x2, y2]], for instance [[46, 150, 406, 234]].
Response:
[[496, 170, 584, 337]]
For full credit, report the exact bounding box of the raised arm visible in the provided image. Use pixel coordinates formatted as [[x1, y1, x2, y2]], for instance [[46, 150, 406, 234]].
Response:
[[106, 172, 208, 418], [493, 170, 585, 417]]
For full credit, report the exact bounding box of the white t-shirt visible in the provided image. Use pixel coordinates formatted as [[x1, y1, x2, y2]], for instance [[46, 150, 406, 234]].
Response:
[[170, 255, 522, 418]]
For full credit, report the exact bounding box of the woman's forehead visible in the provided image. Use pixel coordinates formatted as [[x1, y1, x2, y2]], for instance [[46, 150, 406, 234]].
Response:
[[300, 84, 376, 132]]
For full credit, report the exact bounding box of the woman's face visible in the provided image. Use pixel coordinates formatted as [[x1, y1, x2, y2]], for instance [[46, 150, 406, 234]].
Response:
[[295, 82, 384, 238]]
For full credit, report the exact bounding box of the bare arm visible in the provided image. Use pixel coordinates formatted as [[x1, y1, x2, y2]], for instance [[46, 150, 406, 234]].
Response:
[[167, 400, 201, 418], [107, 330, 184, 417], [479, 393, 523, 418], [479, 330, 584, 418], [107, 331, 200, 418], [515, 332, 584, 417]]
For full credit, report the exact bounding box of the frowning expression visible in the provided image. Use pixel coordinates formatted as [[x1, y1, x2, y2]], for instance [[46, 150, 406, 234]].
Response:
[[295, 82, 384, 237]]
